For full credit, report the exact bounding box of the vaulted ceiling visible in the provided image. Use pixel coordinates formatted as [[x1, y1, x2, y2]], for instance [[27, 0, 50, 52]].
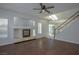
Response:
[[0, 3, 79, 20]]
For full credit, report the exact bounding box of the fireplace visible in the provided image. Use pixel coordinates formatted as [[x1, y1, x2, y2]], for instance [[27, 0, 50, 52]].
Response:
[[23, 29, 30, 37]]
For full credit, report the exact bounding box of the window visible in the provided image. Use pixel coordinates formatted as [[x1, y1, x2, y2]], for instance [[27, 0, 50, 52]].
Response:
[[32, 21, 35, 26], [13, 17, 17, 25], [49, 24, 54, 36], [0, 19, 8, 26], [32, 29, 36, 36], [38, 23, 42, 34], [32, 21, 36, 36], [0, 19, 8, 38]]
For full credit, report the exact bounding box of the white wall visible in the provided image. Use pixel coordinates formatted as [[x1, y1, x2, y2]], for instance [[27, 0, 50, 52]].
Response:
[[14, 18, 33, 28], [0, 9, 49, 46], [56, 17, 79, 44]]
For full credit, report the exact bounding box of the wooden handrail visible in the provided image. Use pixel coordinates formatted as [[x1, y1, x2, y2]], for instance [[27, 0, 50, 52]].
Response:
[[55, 11, 79, 30], [58, 15, 79, 30]]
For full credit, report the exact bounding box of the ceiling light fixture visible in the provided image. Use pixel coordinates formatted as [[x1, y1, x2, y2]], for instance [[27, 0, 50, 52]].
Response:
[[49, 16, 55, 20], [51, 15, 58, 20], [42, 10, 45, 12], [49, 14, 58, 20]]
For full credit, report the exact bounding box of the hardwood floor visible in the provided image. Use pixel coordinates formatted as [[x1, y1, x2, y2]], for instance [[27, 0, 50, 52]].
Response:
[[0, 37, 79, 55]]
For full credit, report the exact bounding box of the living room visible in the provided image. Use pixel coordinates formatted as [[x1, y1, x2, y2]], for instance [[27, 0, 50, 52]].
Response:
[[0, 3, 79, 55]]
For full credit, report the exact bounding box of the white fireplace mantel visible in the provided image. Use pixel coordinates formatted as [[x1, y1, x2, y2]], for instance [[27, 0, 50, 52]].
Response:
[[14, 26, 31, 29]]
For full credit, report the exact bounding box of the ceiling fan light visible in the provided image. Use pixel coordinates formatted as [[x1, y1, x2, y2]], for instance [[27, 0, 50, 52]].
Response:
[[42, 10, 45, 12]]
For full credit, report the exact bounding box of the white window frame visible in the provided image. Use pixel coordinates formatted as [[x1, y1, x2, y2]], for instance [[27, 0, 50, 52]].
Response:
[[49, 24, 54, 36], [38, 22, 42, 34], [32, 29, 36, 36], [0, 19, 8, 38]]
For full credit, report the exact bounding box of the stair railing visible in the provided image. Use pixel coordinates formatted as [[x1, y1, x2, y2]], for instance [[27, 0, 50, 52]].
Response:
[[53, 11, 79, 39]]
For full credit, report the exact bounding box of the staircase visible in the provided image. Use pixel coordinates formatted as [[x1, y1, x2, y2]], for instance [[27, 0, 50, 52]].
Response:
[[53, 11, 79, 39]]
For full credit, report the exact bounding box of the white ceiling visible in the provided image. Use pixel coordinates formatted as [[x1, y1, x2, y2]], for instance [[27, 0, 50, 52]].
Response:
[[0, 3, 79, 20]]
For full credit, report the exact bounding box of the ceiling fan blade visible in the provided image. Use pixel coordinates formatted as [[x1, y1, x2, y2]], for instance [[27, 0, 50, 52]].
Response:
[[45, 9, 50, 13], [33, 8, 41, 10], [46, 6, 54, 9]]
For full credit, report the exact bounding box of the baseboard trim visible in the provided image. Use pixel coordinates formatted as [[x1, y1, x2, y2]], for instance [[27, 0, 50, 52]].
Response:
[[55, 39, 79, 45], [14, 39, 36, 44], [14, 37, 46, 44]]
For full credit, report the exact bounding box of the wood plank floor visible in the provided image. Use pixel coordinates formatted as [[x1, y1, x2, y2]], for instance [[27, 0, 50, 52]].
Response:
[[0, 37, 79, 55]]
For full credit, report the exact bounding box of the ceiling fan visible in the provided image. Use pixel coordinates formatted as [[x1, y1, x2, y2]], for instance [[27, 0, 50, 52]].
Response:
[[33, 3, 54, 13]]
